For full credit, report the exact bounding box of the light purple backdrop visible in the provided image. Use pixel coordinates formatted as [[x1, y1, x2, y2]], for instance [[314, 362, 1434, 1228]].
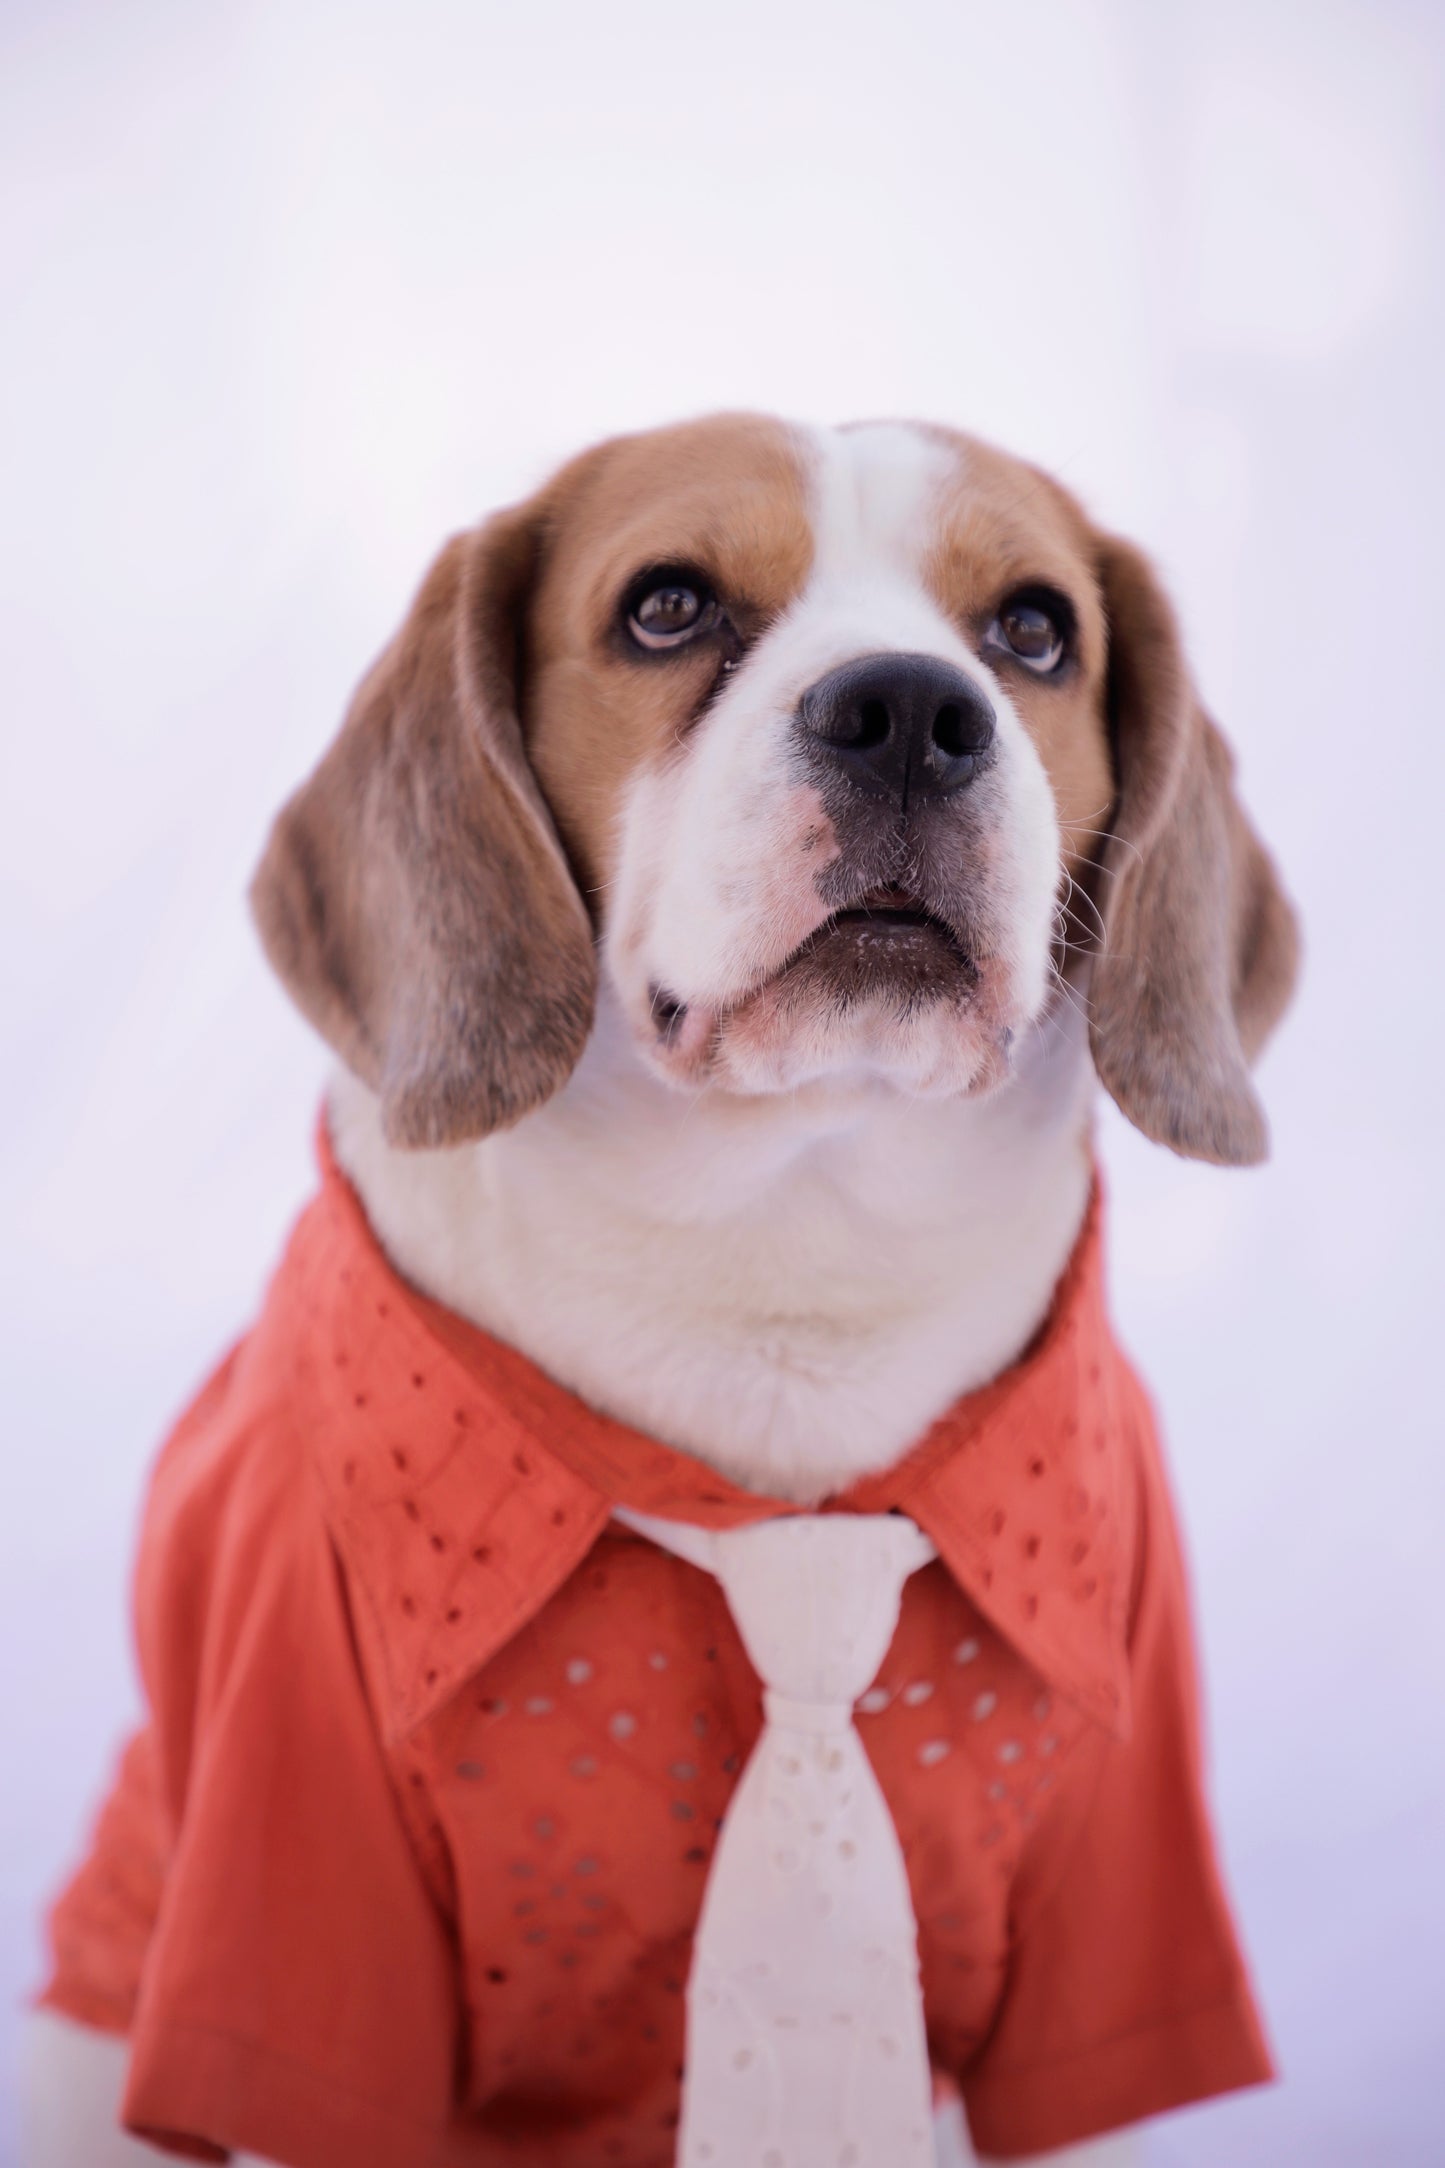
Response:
[[2, 2, 1441, 2161]]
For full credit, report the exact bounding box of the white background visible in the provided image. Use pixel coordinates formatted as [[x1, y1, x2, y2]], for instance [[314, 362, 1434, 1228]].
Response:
[[2, 1, 1441, 2161]]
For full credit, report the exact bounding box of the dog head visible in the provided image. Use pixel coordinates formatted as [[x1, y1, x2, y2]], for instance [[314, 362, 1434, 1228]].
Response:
[[252, 414, 1297, 1164]]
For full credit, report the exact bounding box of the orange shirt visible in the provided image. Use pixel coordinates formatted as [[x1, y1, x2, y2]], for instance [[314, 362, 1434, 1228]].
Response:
[[42, 1129, 1272, 2166]]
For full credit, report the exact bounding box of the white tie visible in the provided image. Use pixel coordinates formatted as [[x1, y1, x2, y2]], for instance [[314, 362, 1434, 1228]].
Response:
[[617, 1508, 939, 2168]]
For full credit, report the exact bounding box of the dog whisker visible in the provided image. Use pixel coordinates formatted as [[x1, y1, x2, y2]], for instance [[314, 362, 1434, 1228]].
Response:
[[1057, 870, 1108, 950], [1064, 821, 1145, 872]]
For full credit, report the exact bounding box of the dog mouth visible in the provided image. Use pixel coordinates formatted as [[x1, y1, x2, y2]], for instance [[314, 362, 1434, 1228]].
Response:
[[649, 886, 977, 1046], [817, 883, 970, 951], [777, 884, 978, 1001]]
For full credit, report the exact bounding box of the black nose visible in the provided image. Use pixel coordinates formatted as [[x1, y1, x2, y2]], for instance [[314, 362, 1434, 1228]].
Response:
[[795, 652, 995, 804]]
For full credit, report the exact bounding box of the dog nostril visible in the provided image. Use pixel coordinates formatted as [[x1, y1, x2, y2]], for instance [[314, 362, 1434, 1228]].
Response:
[[935, 701, 988, 759], [852, 698, 890, 750], [931, 697, 992, 773], [933, 703, 963, 754], [932, 704, 978, 783]]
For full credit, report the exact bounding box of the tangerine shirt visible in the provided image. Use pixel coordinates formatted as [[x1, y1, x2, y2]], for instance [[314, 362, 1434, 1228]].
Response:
[[43, 1130, 1272, 2166]]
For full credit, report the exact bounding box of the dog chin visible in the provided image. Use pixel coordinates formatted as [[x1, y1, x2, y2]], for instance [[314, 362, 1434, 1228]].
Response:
[[717, 992, 1015, 1098], [631, 956, 1022, 1102]]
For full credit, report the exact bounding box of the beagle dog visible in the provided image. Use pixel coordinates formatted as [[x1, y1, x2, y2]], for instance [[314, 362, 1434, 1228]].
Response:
[[267, 412, 1295, 1502], [28, 414, 1297, 2168]]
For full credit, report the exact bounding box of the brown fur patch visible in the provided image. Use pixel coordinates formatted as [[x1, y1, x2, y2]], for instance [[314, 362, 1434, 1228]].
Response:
[[921, 430, 1115, 887], [1087, 535, 1299, 1164], [523, 414, 814, 895], [250, 511, 597, 1149]]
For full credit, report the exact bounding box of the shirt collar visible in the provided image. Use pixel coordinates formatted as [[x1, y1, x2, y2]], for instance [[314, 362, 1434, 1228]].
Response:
[[286, 1121, 1136, 1745]]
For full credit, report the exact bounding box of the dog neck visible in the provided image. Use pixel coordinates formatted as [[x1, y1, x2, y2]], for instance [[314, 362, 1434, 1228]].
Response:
[[328, 986, 1097, 1505]]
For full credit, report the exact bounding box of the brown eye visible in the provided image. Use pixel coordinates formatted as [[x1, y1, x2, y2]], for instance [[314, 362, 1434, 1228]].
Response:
[[627, 573, 717, 651], [986, 595, 1069, 675]]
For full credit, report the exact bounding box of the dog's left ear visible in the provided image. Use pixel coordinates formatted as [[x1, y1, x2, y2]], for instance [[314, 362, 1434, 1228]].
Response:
[[1088, 535, 1300, 1166], [250, 496, 598, 1149]]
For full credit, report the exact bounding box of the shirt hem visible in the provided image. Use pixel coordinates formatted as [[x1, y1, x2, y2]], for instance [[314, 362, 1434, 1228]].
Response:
[[961, 1987, 1276, 2157], [36, 1979, 135, 2041], [123, 2017, 457, 2168]]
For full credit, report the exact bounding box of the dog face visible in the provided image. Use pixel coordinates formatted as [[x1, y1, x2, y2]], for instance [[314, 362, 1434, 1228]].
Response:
[[527, 418, 1106, 1105], [252, 414, 1297, 1163]]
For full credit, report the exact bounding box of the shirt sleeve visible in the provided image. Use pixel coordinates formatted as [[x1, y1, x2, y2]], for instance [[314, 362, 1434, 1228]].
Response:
[[42, 1727, 168, 2039], [960, 1401, 1274, 2158], [42, 1337, 467, 2168]]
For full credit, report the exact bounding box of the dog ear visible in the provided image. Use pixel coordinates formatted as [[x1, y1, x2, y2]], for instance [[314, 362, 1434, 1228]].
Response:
[[1087, 535, 1299, 1167], [250, 500, 597, 1149]]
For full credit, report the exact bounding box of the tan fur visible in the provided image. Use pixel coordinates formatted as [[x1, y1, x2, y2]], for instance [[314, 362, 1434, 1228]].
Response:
[[524, 414, 814, 893], [921, 430, 1115, 883]]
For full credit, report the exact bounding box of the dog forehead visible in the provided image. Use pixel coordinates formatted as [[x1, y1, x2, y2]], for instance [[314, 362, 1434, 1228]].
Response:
[[536, 414, 1091, 629], [801, 420, 960, 580], [535, 416, 975, 605]]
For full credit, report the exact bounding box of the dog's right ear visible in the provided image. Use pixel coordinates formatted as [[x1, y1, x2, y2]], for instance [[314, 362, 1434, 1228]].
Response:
[[250, 501, 597, 1150]]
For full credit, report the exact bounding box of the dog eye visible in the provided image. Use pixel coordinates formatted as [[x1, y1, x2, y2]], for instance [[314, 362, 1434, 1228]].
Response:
[[986, 595, 1068, 675], [626, 573, 718, 651]]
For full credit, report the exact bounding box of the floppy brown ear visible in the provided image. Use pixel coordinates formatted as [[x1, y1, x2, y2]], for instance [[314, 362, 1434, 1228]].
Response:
[[250, 504, 597, 1149], [1088, 535, 1299, 1167]]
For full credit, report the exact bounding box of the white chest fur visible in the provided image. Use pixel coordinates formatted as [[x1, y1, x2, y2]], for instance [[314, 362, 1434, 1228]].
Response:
[[328, 985, 1096, 1504]]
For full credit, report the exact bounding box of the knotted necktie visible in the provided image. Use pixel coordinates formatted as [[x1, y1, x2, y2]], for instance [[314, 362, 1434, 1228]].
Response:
[[616, 1508, 940, 2168]]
